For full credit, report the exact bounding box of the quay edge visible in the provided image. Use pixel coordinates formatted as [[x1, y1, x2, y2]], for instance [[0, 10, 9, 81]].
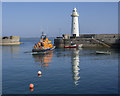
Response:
[[54, 34, 120, 48]]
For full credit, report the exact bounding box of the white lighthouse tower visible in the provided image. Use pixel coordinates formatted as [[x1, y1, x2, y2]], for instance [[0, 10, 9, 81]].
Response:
[[71, 8, 79, 37]]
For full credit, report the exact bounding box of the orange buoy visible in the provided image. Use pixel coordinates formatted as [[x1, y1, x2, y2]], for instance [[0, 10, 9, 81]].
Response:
[[38, 71, 42, 75], [38, 74, 42, 77], [29, 84, 34, 89], [30, 88, 34, 92]]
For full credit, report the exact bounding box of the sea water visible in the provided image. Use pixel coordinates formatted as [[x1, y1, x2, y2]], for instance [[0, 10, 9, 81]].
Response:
[[2, 38, 119, 94]]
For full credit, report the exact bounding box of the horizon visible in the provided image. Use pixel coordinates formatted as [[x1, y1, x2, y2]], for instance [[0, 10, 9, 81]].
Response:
[[2, 33, 119, 38]]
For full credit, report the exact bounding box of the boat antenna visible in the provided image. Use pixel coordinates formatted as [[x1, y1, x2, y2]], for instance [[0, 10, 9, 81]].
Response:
[[40, 32, 44, 40]]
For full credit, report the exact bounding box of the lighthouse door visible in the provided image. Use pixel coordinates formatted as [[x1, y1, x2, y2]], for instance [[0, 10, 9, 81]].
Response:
[[73, 34, 76, 37]]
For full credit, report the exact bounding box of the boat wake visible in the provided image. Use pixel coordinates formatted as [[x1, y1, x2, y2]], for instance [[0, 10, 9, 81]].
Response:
[[24, 50, 54, 55], [24, 51, 36, 55]]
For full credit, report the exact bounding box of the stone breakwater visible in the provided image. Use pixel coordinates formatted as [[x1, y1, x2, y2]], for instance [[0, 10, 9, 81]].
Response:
[[0, 36, 22, 45], [54, 34, 120, 48]]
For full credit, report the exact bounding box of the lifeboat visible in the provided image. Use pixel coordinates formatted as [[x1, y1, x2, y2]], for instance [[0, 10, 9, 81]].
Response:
[[32, 33, 55, 53]]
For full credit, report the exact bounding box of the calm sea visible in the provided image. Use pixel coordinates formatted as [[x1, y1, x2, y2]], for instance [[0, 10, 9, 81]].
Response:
[[2, 38, 119, 94]]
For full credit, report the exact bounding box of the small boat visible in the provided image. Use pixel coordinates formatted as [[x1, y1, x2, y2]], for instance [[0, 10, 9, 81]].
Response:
[[78, 44, 83, 48], [64, 43, 79, 48], [96, 51, 111, 55], [64, 43, 82, 48], [32, 32, 55, 53]]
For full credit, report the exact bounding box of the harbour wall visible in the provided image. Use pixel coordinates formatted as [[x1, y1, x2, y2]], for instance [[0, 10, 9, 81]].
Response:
[[0, 36, 21, 45], [54, 34, 120, 48]]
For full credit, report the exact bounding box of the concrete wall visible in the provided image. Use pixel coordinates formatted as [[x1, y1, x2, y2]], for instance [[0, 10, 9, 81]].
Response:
[[0, 36, 20, 45], [54, 34, 120, 48], [94, 34, 119, 44], [10, 36, 20, 42], [54, 39, 64, 48]]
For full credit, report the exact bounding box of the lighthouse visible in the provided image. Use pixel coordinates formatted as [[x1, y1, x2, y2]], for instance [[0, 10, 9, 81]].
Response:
[[71, 8, 79, 37]]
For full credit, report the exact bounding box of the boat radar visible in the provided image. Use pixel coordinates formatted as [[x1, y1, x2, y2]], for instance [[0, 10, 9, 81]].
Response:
[[71, 8, 79, 37]]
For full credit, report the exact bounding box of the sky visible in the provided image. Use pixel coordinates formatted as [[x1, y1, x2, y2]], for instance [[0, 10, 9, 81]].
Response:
[[2, 2, 118, 37], [1, 0, 120, 2]]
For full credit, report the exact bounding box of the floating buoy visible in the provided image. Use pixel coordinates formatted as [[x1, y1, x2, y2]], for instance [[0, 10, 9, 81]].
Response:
[[30, 88, 34, 92], [38, 71, 42, 75], [38, 74, 42, 77], [29, 84, 34, 89]]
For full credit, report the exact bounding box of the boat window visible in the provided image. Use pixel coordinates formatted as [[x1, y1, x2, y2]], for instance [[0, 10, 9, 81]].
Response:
[[41, 43, 43, 46], [71, 43, 75, 45], [43, 36, 46, 40]]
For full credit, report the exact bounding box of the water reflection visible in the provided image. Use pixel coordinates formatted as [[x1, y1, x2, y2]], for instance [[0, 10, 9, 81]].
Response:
[[2, 46, 20, 54], [55, 48, 81, 86], [71, 48, 80, 86], [32, 51, 53, 69]]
